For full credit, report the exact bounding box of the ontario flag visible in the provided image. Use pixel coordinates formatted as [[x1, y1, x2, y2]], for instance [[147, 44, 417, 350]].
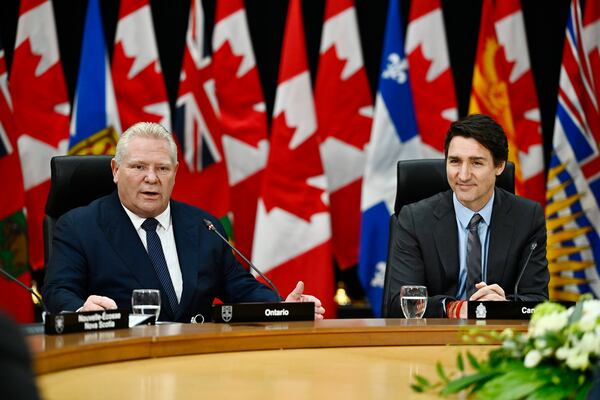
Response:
[[545, 0, 600, 301], [69, 0, 121, 155], [469, 0, 545, 205], [212, 0, 269, 257], [172, 0, 230, 221], [0, 35, 33, 323], [252, 0, 335, 318], [314, 0, 373, 270], [11, 0, 70, 271], [112, 0, 170, 131], [359, 0, 422, 317], [406, 0, 457, 156]]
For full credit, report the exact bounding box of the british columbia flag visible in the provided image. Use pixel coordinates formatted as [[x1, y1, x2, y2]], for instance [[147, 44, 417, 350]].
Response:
[[545, 0, 600, 301]]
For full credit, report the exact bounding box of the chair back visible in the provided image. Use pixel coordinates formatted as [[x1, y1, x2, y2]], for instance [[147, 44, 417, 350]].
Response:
[[44, 155, 115, 265]]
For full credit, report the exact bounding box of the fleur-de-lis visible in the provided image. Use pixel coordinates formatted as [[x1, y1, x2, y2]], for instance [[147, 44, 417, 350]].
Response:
[[381, 53, 408, 84]]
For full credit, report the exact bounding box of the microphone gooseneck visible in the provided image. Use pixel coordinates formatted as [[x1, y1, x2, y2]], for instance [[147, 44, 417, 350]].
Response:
[[0, 265, 48, 314], [514, 241, 537, 302], [202, 219, 282, 301]]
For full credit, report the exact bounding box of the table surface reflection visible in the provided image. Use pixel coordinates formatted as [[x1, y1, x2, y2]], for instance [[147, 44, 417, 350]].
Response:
[[29, 318, 528, 375]]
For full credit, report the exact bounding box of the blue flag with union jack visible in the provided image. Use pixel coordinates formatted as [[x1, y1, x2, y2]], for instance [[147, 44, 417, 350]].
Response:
[[359, 0, 423, 316], [545, 0, 600, 301]]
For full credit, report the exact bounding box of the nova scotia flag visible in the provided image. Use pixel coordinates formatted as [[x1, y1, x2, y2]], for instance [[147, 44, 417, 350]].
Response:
[[359, 0, 423, 316], [69, 0, 120, 155]]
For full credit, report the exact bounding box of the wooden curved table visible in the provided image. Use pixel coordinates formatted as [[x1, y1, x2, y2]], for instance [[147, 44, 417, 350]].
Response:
[[30, 319, 528, 399]]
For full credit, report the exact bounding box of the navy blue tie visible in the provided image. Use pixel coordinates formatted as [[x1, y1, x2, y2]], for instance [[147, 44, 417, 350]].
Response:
[[141, 218, 178, 314]]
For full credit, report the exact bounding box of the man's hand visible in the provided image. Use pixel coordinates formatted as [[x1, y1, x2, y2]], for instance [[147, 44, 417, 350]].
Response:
[[469, 282, 507, 301], [81, 295, 118, 311], [285, 281, 326, 320]]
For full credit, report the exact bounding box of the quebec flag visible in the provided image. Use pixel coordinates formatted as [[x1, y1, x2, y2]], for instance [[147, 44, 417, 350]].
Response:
[[359, 0, 423, 317], [69, 0, 120, 155]]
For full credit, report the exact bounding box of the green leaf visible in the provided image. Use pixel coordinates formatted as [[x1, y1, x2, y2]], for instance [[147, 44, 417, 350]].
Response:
[[457, 353, 464, 372], [436, 361, 448, 382], [410, 384, 424, 393], [440, 372, 499, 395], [475, 369, 546, 400], [466, 351, 481, 370], [414, 374, 431, 388]]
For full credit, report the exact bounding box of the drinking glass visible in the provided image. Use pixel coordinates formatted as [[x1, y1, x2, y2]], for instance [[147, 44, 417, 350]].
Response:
[[131, 289, 161, 323], [400, 285, 427, 319]]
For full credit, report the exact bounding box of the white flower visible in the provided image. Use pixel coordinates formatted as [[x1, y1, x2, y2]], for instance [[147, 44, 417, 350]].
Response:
[[529, 311, 569, 337], [566, 350, 590, 370], [578, 301, 600, 332], [524, 349, 542, 368], [556, 346, 570, 360], [576, 332, 600, 355]]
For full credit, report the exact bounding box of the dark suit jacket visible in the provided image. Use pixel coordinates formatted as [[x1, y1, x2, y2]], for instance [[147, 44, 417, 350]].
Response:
[[0, 313, 40, 400], [43, 191, 278, 322], [387, 187, 549, 318]]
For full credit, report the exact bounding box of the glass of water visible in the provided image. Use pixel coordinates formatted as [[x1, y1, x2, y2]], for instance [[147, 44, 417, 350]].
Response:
[[400, 285, 427, 319], [131, 289, 161, 323]]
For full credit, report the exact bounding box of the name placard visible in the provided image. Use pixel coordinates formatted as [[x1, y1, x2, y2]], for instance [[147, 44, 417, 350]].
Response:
[[211, 302, 314, 323], [44, 309, 130, 335]]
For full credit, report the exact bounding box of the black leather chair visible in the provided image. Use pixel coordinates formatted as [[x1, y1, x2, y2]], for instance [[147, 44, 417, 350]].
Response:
[[381, 159, 515, 317], [43, 155, 115, 266]]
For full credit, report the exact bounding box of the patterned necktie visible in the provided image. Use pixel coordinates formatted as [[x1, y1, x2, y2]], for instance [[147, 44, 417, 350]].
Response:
[[465, 213, 483, 299], [141, 218, 178, 314]]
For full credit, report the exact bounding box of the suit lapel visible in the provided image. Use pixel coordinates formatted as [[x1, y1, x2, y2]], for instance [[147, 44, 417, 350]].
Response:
[[433, 191, 459, 282], [487, 189, 514, 284], [171, 201, 201, 322]]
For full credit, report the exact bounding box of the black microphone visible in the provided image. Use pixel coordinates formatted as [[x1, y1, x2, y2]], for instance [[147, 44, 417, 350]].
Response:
[[0, 265, 48, 314], [202, 219, 282, 301], [514, 241, 537, 302]]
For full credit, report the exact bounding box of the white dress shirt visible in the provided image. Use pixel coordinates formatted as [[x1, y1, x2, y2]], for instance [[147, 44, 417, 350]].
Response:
[[122, 204, 183, 302]]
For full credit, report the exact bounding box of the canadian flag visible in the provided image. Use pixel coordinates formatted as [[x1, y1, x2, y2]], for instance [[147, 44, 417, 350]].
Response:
[[213, 0, 269, 258], [406, 0, 457, 156], [172, 0, 229, 218], [112, 0, 170, 131], [469, 0, 545, 205], [252, 0, 335, 317], [314, 0, 373, 270], [11, 0, 70, 270]]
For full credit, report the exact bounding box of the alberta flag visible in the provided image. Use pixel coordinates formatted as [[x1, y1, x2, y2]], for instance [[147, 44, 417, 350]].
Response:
[[359, 0, 423, 316], [69, 0, 120, 155]]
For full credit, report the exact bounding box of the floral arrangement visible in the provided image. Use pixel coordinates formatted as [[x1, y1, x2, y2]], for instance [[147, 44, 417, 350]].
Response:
[[411, 298, 600, 399]]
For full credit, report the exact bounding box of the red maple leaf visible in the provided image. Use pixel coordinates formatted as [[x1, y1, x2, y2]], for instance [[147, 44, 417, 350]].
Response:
[[11, 39, 69, 147], [314, 47, 372, 149], [112, 42, 169, 130], [263, 113, 328, 222]]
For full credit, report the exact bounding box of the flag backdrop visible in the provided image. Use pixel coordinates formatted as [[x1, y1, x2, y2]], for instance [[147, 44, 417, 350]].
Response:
[[213, 0, 269, 258], [11, 0, 70, 272], [172, 0, 230, 223], [0, 34, 33, 323], [469, 0, 545, 205], [545, 0, 600, 302], [406, 0, 457, 156], [359, 0, 423, 317], [69, 0, 120, 155], [112, 0, 170, 131], [252, 0, 335, 317], [314, 0, 373, 270]]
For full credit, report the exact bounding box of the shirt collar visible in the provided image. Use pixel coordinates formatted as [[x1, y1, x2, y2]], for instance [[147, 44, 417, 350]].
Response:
[[453, 191, 494, 230], [121, 203, 172, 231]]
